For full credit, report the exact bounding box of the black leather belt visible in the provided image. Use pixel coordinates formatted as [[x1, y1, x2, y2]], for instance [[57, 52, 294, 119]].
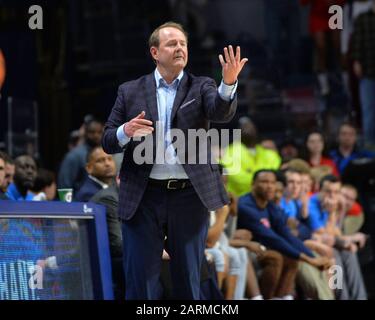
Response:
[[148, 179, 192, 190]]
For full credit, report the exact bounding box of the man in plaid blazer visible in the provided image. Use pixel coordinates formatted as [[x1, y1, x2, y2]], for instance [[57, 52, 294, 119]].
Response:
[[102, 21, 247, 300]]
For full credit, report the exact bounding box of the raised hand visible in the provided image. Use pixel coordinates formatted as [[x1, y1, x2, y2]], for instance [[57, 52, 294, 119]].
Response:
[[219, 45, 248, 85], [124, 111, 154, 138]]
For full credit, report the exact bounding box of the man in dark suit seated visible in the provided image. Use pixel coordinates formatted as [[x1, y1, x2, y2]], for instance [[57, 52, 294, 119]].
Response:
[[74, 146, 116, 202], [102, 21, 248, 299], [90, 177, 124, 299]]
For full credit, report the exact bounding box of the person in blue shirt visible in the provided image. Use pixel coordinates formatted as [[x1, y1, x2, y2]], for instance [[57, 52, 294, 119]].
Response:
[[279, 169, 312, 241], [307, 174, 367, 300], [237, 169, 331, 298], [329, 122, 375, 176], [5, 155, 37, 201]]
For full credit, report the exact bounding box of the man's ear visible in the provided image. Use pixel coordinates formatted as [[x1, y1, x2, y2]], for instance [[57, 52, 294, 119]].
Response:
[[150, 46, 158, 62], [86, 163, 92, 175]]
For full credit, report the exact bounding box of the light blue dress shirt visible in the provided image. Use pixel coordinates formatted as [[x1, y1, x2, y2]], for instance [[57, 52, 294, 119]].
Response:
[[116, 68, 237, 179]]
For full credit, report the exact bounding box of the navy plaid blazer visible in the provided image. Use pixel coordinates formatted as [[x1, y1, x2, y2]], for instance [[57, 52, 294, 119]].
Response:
[[102, 71, 237, 220]]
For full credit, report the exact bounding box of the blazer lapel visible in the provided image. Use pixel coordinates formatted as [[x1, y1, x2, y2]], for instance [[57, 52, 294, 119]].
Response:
[[171, 72, 189, 122], [144, 73, 159, 123]]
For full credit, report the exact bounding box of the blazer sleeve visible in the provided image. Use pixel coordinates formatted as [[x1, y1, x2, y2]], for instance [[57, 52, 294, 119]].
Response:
[[102, 85, 128, 154], [201, 78, 237, 123]]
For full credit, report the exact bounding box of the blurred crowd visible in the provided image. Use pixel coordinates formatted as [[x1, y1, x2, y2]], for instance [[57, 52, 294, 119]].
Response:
[[1, 115, 374, 300]]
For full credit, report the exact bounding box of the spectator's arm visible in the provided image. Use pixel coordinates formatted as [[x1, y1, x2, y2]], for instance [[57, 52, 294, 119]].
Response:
[[308, 197, 327, 232], [206, 205, 230, 248], [272, 209, 315, 258], [237, 201, 303, 259]]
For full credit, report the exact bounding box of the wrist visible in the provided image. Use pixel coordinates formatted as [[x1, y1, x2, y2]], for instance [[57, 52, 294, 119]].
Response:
[[123, 122, 130, 137], [300, 253, 311, 263], [223, 79, 236, 86]]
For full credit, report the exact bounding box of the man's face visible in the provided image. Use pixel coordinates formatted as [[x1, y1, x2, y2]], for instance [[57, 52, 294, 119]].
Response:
[[0, 158, 5, 188], [85, 122, 103, 147], [274, 181, 284, 204], [341, 187, 357, 212], [253, 172, 276, 201], [44, 181, 57, 201], [301, 173, 313, 194], [150, 27, 188, 74], [4, 163, 15, 188], [14, 156, 37, 190], [87, 148, 116, 181], [320, 181, 341, 212], [285, 171, 302, 199], [338, 125, 356, 149]]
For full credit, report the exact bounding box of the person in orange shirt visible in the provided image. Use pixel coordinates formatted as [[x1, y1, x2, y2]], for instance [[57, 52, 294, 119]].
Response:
[[0, 49, 5, 91]]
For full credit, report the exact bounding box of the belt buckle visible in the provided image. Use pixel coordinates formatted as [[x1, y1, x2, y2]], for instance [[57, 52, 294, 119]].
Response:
[[167, 179, 179, 190]]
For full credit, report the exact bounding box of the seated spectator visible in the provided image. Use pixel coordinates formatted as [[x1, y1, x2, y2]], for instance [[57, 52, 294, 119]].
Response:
[[237, 170, 331, 299], [282, 159, 314, 197], [74, 147, 116, 202], [308, 175, 367, 300], [0, 154, 7, 200], [300, 170, 314, 198], [90, 176, 125, 300], [281, 158, 310, 172], [31, 169, 57, 201], [221, 117, 281, 197], [222, 170, 265, 300], [340, 184, 365, 235], [5, 155, 37, 201], [303, 131, 339, 176], [222, 192, 265, 300], [0, 151, 15, 192], [206, 206, 243, 300], [329, 122, 375, 176], [58, 118, 103, 191], [279, 169, 311, 241]]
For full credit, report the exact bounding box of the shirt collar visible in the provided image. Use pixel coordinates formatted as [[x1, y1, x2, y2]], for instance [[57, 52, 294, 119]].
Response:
[[88, 175, 109, 189], [154, 68, 184, 89], [6, 183, 35, 201]]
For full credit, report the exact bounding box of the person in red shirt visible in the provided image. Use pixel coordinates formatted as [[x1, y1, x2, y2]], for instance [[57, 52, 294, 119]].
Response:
[[303, 131, 340, 176], [300, 0, 346, 95]]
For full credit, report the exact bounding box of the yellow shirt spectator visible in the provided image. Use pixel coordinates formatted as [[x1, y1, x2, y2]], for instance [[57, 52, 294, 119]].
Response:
[[221, 141, 281, 197]]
